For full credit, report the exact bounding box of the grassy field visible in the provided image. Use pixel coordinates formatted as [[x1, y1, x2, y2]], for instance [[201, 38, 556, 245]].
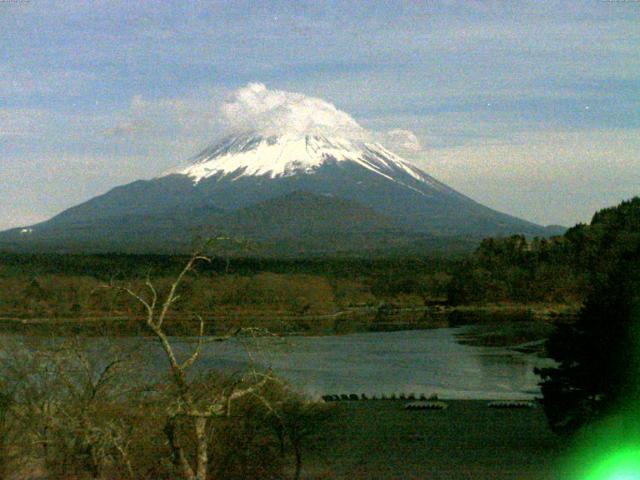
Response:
[[304, 400, 565, 480]]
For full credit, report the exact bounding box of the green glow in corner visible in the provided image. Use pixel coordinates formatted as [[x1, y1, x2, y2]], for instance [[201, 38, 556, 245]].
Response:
[[560, 411, 640, 480], [581, 448, 640, 480]]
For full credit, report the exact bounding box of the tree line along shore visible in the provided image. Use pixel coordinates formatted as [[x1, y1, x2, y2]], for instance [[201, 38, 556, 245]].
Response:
[[0, 237, 587, 329], [3, 198, 639, 335]]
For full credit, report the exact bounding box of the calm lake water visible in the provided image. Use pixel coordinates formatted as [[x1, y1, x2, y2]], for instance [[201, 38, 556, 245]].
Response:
[[1, 327, 552, 400], [164, 327, 551, 400]]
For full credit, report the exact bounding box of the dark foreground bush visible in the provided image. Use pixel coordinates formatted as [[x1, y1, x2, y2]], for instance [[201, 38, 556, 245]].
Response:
[[0, 337, 331, 480]]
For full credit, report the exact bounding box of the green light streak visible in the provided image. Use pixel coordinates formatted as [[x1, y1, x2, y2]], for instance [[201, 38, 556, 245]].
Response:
[[560, 306, 640, 480], [561, 411, 640, 480], [582, 448, 640, 480]]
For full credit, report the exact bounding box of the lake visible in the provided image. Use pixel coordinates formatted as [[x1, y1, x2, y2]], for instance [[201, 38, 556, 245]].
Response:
[[163, 327, 551, 400], [0, 326, 552, 400]]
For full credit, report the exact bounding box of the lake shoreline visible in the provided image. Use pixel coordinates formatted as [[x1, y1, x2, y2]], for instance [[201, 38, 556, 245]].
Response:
[[0, 302, 578, 338]]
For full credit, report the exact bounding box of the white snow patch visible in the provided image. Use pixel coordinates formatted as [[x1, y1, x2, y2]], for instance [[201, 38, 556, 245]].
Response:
[[164, 133, 439, 194], [169, 134, 366, 182], [161, 131, 457, 202]]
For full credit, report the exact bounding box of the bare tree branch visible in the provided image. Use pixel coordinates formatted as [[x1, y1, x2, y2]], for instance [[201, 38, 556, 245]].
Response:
[[224, 369, 275, 417], [157, 254, 211, 328], [181, 314, 205, 370], [101, 249, 285, 480], [164, 416, 196, 480]]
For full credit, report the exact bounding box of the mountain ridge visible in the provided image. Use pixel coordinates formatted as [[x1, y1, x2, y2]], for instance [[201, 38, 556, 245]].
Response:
[[0, 131, 560, 255]]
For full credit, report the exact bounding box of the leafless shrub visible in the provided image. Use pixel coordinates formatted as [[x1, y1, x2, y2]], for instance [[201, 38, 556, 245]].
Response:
[[0, 249, 331, 480]]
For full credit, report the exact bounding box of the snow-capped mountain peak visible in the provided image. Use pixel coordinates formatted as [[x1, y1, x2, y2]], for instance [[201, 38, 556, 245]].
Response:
[[167, 133, 361, 182], [163, 132, 445, 194]]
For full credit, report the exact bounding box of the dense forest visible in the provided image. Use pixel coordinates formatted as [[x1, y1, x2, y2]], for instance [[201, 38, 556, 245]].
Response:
[[448, 197, 640, 305], [536, 197, 640, 434], [0, 197, 638, 324], [0, 254, 456, 329]]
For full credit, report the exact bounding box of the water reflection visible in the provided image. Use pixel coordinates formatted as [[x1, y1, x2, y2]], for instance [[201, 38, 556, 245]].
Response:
[[0, 328, 552, 400], [171, 328, 551, 400]]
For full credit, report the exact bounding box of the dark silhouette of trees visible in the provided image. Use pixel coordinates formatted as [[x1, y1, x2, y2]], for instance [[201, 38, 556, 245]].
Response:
[[447, 197, 640, 306], [536, 198, 640, 434]]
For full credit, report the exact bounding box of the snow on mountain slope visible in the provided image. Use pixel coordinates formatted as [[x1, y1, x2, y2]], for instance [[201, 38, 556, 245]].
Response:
[[163, 133, 450, 196]]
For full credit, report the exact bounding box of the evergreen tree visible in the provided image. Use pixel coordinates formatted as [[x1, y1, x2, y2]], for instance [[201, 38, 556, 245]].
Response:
[[536, 198, 640, 434]]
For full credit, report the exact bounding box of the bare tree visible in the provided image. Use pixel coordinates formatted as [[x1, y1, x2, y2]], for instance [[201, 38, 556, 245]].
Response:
[[0, 334, 141, 479], [109, 251, 278, 480], [0, 250, 326, 479]]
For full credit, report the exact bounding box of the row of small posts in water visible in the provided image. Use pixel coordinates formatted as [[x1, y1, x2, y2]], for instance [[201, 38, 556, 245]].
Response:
[[321, 393, 536, 410]]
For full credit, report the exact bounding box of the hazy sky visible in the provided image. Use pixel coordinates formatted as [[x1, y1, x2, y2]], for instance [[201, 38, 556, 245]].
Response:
[[1, 0, 639, 230]]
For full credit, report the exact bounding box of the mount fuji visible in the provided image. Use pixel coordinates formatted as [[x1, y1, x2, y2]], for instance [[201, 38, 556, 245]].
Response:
[[0, 130, 560, 255], [3, 80, 568, 255]]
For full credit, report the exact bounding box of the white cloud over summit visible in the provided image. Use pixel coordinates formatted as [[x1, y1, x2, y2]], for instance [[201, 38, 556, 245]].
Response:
[[219, 84, 423, 153], [107, 83, 423, 159], [220, 83, 367, 139]]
